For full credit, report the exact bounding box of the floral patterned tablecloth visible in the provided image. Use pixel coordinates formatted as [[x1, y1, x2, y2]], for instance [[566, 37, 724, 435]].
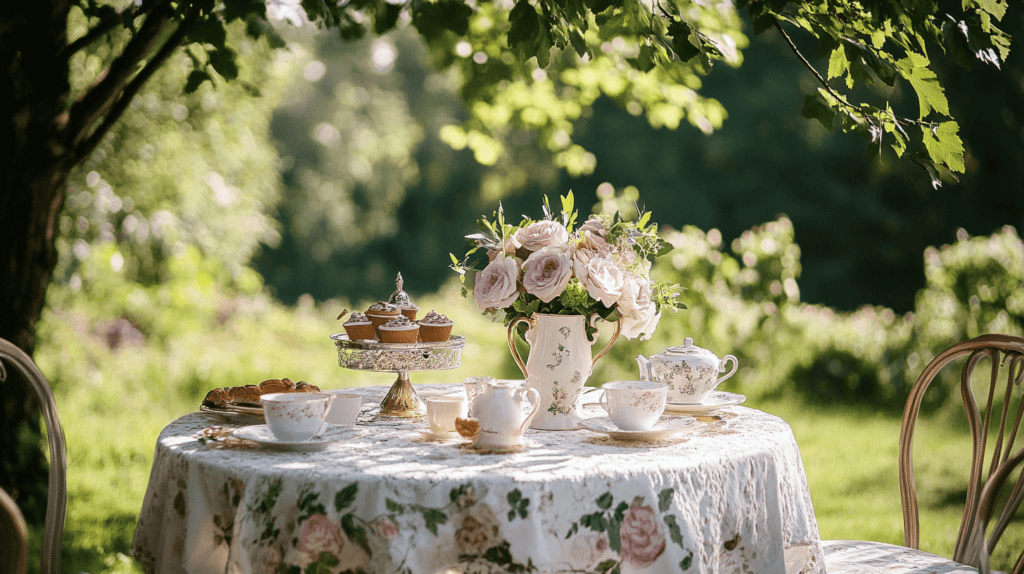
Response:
[[131, 385, 825, 574]]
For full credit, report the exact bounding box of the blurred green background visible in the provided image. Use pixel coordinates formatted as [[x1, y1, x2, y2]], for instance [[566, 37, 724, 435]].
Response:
[[28, 4, 1024, 573]]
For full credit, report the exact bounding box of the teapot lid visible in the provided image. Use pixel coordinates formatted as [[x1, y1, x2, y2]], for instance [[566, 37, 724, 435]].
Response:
[[660, 337, 715, 357]]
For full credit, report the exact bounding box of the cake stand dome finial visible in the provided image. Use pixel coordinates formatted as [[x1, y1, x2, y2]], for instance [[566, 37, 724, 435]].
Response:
[[389, 272, 411, 306]]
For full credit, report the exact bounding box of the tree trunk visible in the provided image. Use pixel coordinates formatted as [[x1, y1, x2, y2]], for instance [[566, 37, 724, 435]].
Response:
[[0, 0, 74, 525]]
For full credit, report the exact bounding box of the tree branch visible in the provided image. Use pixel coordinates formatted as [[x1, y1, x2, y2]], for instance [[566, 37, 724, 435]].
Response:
[[67, 1, 174, 150], [73, 4, 200, 165], [60, 2, 156, 64]]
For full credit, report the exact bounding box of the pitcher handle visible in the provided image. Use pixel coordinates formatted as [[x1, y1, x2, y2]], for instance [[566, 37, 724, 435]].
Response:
[[714, 355, 739, 387], [507, 316, 535, 378], [518, 388, 542, 437], [588, 313, 621, 368]]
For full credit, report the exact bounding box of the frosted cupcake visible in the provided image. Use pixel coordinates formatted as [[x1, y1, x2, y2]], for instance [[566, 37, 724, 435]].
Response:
[[379, 315, 420, 344], [418, 310, 453, 343], [365, 301, 401, 334], [343, 312, 376, 341], [398, 302, 419, 321]]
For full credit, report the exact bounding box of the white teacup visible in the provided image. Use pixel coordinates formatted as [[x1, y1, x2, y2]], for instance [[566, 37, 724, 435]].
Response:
[[323, 391, 362, 426], [599, 381, 668, 431], [425, 396, 468, 435], [261, 392, 331, 441]]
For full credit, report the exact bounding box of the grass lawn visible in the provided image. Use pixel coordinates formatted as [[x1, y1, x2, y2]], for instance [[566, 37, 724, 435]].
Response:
[[25, 290, 1023, 573]]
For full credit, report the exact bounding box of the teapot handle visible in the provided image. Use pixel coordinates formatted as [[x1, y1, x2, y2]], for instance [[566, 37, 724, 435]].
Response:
[[507, 316, 535, 378], [518, 388, 542, 437], [588, 313, 621, 368], [714, 355, 739, 387]]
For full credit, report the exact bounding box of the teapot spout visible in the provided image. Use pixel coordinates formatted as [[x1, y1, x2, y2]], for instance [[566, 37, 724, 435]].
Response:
[[635, 355, 651, 381]]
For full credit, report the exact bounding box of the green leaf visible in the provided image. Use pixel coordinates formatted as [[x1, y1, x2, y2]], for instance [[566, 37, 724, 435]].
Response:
[[334, 483, 358, 512], [668, 21, 700, 62], [896, 55, 949, 118], [184, 70, 210, 94], [607, 518, 621, 553], [801, 94, 836, 131], [680, 551, 693, 569], [664, 514, 684, 546], [565, 522, 578, 539], [207, 47, 239, 81], [595, 559, 617, 573], [658, 488, 674, 513], [412, 0, 474, 41], [374, 3, 403, 35], [827, 46, 848, 80], [420, 508, 448, 535], [976, 0, 1008, 21], [385, 498, 403, 513], [341, 514, 372, 557], [614, 501, 628, 522], [507, 489, 522, 505], [508, 0, 554, 67], [922, 121, 965, 173], [188, 16, 227, 48], [224, 0, 267, 22], [596, 492, 614, 510]]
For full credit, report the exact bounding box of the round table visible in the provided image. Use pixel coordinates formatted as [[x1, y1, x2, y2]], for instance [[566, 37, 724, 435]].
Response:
[[131, 385, 825, 574]]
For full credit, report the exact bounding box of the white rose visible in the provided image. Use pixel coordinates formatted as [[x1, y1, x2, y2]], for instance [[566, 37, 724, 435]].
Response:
[[521, 245, 573, 303], [579, 217, 607, 238], [515, 220, 569, 252], [575, 255, 624, 308], [578, 229, 612, 258], [618, 272, 660, 340], [473, 255, 520, 310]]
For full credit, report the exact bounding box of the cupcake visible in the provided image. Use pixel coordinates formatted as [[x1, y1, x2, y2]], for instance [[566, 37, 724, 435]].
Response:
[[398, 302, 419, 321], [379, 315, 420, 344], [418, 310, 453, 342], [365, 301, 401, 334], [343, 312, 376, 341]]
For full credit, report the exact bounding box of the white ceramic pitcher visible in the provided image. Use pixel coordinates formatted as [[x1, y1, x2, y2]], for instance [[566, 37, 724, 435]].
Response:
[[464, 378, 540, 448]]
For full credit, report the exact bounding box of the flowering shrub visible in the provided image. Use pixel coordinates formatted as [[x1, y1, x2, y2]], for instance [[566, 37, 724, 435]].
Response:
[[451, 193, 684, 340]]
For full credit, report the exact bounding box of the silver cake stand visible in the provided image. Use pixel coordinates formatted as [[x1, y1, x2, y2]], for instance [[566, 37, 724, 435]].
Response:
[[330, 333, 465, 417]]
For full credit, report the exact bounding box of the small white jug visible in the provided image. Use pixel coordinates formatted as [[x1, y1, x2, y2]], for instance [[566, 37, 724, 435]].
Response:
[[464, 378, 540, 448]]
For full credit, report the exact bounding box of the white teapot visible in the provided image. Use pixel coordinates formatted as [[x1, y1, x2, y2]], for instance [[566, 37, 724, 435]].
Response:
[[635, 338, 738, 404], [463, 378, 540, 448]]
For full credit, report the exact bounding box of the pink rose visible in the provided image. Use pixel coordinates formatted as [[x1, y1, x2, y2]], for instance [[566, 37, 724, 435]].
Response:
[[515, 220, 569, 252], [298, 514, 345, 559], [578, 217, 607, 238], [574, 254, 624, 308], [618, 272, 660, 340], [473, 255, 520, 310], [379, 517, 399, 538], [522, 245, 573, 303], [619, 504, 665, 568]]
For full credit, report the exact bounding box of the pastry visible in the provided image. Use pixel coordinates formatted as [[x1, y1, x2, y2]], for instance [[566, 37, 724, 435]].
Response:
[[201, 379, 322, 409], [342, 312, 376, 340], [418, 310, 453, 342], [378, 315, 420, 344]]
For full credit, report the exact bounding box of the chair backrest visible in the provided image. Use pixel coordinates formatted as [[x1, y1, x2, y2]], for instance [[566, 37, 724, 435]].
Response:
[[0, 338, 66, 574], [898, 334, 1024, 567], [0, 486, 28, 574], [971, 448, 1024, 574]]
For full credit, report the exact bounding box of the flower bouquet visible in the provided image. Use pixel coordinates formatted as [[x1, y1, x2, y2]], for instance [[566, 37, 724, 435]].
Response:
[[451, 192, 684, 341]]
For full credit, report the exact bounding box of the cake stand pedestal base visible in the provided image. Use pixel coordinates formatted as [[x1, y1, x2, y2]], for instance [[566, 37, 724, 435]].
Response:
[[378, 372, 425, 417]]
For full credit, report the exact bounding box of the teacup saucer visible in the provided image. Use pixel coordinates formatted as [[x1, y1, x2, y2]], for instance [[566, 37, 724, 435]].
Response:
[[231, 424, 353, 452], [417, 428, 462, 441], [664, 391, 746, 414], [579, 415, 698, 442]]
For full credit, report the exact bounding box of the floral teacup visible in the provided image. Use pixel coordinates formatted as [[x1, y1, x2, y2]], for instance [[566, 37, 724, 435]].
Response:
[[261, 392, 331, 441], [599, 381, 668, 431]]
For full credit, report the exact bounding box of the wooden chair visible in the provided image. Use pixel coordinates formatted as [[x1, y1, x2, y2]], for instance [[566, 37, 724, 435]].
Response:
[[972, 448, 1024, 574], [822, 334, 1024, 573], [0, 486, 28, 574], [0, 338, 67, 574]]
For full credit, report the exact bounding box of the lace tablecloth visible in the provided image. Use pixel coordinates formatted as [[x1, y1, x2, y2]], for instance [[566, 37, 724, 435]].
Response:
[[131, 385, 824, 574]]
